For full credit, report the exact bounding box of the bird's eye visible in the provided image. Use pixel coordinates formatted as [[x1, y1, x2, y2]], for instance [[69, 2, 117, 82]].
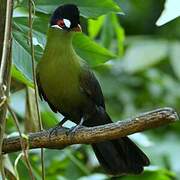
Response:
[[57, 19, 65, 27]]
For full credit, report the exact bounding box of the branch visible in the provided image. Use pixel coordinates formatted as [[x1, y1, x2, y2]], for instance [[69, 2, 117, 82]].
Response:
[[2, 107, 179, 154]]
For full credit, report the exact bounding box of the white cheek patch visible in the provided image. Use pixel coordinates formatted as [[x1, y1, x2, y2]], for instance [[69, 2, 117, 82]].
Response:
[[63, 19, 71, 28], [51, 25, 63, 29]]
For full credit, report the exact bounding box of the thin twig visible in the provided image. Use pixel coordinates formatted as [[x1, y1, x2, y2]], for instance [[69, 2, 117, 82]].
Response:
[[0, 1, 12, 84], [7, 104, 35, 180], [28, 0, 45, 179], [2, 107, 179, 154], [0, 0, 13, 178]]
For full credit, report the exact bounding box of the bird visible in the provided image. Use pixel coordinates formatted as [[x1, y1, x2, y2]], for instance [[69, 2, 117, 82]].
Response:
[[36, 4, 150, 175]]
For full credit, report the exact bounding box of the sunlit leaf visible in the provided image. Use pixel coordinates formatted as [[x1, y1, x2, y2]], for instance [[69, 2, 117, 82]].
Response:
[[156, 0, 180, 26], [88, 15, 105, 39], [13, 7, 29, 18], [88, 13, 125, 56], [122, 40, 168, 73]]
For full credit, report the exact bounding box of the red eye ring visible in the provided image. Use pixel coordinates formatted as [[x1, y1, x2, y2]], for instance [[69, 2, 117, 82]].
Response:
[[57, 19, 65, 27]]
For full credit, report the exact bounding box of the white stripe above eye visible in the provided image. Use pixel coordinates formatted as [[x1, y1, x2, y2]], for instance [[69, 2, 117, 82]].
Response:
[[63, 19, 71, 28]]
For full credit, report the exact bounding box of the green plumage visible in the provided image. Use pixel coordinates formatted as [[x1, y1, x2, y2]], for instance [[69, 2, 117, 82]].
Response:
[[36, 28, 103, 123], [36, 27, 150, 175]]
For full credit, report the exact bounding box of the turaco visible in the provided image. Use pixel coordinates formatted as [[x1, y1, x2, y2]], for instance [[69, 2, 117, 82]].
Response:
[[36, 4, 150, 175]]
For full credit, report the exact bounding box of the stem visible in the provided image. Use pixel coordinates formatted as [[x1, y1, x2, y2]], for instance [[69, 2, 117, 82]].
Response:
[[28, 1, 45, 179], [0, 0, 6, 60], [0, 1, 12, 84], [0, 0, 13, 178], [7, 105, 35, 180]]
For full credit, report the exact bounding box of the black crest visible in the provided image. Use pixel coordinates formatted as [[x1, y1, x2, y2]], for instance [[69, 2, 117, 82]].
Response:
[[50, 4, 80, 29]]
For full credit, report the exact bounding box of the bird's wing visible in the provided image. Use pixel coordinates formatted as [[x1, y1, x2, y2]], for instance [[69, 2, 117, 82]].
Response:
[[79, 65, 105, 109], [36, 67, 58, 113]]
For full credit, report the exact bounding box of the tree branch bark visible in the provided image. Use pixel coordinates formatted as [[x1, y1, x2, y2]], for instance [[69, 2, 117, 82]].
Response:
[[2, 107, 179, 154]]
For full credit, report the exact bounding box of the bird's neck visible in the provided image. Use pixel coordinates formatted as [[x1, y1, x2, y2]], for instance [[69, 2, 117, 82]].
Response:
[[40, 28, 81, 73], [45, 28, 76, 56]]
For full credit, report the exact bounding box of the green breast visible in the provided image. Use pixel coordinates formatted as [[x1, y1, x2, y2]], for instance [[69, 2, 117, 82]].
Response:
[[37, 28, 85, 114]]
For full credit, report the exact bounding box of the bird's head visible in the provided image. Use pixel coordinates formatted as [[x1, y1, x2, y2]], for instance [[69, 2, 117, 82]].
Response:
[[50, 4, 81, 32]]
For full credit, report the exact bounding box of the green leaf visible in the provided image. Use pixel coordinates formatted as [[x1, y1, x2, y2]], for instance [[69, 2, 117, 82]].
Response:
[[4, 155, 17, 180], [65, 149, 90, 175], [121, 167, 175, 180], [88, 15, 105, 39], [170, 42, 180, 80], [14, 153, 23, 180], [145, 133, 180, 179], [12, 15, 46, 86], [88, 13, 125, 56], [12, 32, 33, 81], [13, 17, 47, 47], [10, 90, 26, 117], [13, 7, 29, 18], [111, 14, 125, 56], [11, 66, 33, 87], [156, 0, 180, 26], [73, 33, 116, 66], [122, 40, 168, 73], [100, 14, 115, 49], [25, 87, 39, 133], [34, 0, 123, 18]]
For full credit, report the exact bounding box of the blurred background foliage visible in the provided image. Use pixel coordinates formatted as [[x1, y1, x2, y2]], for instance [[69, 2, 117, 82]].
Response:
[[5, 0, 180, 179]]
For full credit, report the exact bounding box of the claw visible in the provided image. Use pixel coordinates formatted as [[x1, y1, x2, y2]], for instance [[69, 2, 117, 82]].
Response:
[[66, 117, 84, 137], [48, 117, 68, 139], [48, 126, 59, 138]]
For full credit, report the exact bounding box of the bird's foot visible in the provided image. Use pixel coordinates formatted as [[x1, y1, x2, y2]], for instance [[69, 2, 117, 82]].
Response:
[[66, 124, 82, 136], [66, 117, 84, 137], [48, 117, 68, 139]]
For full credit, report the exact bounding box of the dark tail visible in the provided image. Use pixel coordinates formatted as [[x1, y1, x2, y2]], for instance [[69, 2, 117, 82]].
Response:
[[84, 108, 150, 175], [92, 137, 150, 175]]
